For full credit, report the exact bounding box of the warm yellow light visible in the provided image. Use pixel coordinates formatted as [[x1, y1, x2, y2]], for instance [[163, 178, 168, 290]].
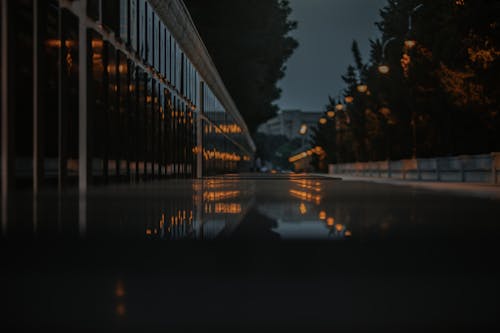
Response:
[[378, 64, 390, 74], [327, 110, 336, 118], [357, 84, 368, 93], [116, 304, 126, 316], [299, 203, 307, 215], [319, 211, 327, 220], [345, 230, 352, 237], [115, 280, 126, 297], [335, 103, 344, 112], [345, 96, 354, 104], [379, 107, 391, 116], [335, 224, 344, 232], [91, 40, 103, 49], [327, 217, 335, 227], [319, 117, 327, 125], [404, 39, 417, 49], [299, 124, 308, 135]]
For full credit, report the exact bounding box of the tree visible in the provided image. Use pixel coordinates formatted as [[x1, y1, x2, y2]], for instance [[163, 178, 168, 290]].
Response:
[[184, 0, 299, 133], [324, 0, 500, 163]]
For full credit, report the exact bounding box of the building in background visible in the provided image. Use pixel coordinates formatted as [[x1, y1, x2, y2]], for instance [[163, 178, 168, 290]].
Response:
[[0, 0, 255, 193], [257, 109, 323, 143]]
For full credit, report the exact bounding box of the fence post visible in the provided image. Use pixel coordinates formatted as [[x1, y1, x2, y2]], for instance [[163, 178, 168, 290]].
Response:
[[435, 158, 440, 181], [416, 158, 422, 181], [492, 153, 500, 185], [459, 156, 466, 182]]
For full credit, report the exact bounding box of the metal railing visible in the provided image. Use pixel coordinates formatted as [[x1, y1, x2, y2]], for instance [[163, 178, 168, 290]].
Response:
[[329, 153, 500, 184]]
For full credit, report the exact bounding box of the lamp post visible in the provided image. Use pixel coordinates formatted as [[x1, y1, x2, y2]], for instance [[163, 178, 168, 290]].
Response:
[[377, 4, 423, 75], [299, 123, 308, 148], [375, 4, 423, 158], [378, 37, 397, 74]]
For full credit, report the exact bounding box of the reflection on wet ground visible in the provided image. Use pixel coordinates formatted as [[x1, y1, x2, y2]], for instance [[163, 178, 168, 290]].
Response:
[[2, 174, 500, 331]]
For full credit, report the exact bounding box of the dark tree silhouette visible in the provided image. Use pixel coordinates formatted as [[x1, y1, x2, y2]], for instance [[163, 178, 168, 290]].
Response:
[[184, 0, 299, 134]]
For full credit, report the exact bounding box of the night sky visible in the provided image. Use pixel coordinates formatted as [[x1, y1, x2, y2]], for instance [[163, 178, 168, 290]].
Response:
[[278, 0, 388, 111]]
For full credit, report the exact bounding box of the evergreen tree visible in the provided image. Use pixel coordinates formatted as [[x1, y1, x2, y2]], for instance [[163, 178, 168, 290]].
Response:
[[320, 0, 500, 163], [184, 0, 298, 134]]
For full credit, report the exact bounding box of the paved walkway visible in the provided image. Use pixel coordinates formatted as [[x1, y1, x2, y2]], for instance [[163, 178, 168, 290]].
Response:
[[318, 173, 500, 200]]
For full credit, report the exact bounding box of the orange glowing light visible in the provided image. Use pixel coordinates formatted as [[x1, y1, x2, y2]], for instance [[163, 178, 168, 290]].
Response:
[[319, 117, 327, 125], [327, 110, 336, 118], [378, 64, 390, 74], [335, 224, 344, 232], [327, 217, 335, 227], [345, 96, 354, 104], [357, 84, 368, 93], [404, 39, 417, 49], [299, 124, 308, 135], [115, 280, 125, 297], [319, 211, 327, 220], [91, 40, 103, 48], [299, 203, 307, 215], [116, 303, 126, 316]]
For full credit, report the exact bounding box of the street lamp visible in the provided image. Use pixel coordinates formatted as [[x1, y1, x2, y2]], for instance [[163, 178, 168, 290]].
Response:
[[378, 37, 397, 75], [378, 64, 391, 75], [404, 4, 423, 49], [327, 110, 336, 118], [319, 117, 327, 125], [404, 39, 417, 49], [356, 84, 368, 93], [345, 96, 354, 104], [377, 4, 423, 75], [299, 123, 308, 135]]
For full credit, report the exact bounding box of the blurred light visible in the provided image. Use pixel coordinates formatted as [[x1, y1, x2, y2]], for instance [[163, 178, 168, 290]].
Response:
[[115, 280, 125, 298], [299, 203, 307, 215], [299, 124, 308, 135], [319, 211, 327, 220], [319, 117, 327, 125], [357, 84, 368, 93], [335, 103, 344, 112], [379, 107, 391, 116], [327, 217, 335, 227], [116, 304, 126, 317], [345, 96, 354, 104], [335, 224, 344, 232], [404, 39, 417, 49], [327, 110, 336, 118], [345, 230, 352, 237], [378, 64, 390, 74]]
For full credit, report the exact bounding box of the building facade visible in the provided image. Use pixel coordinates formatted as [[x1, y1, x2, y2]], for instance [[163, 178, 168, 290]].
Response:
[[257, 109, 323, 142], [0, 0, 255, 193]]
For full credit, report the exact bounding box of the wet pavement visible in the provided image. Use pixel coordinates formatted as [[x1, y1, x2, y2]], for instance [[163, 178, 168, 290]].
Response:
[[2, 174, 500, 331]]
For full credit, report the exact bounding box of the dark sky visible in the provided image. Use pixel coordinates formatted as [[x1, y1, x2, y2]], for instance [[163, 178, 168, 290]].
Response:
[[277, 0, 388, 111]]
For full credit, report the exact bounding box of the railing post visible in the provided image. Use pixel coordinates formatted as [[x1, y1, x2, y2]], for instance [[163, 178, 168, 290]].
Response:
[[416, 158, 421, 181], [492, 152, 500, 185], [459, 156, 466, 182], [435, 158, 440, 181]]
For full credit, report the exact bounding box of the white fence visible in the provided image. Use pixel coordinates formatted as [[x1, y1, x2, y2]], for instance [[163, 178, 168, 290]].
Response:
[[329, 153, 500, 184]]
